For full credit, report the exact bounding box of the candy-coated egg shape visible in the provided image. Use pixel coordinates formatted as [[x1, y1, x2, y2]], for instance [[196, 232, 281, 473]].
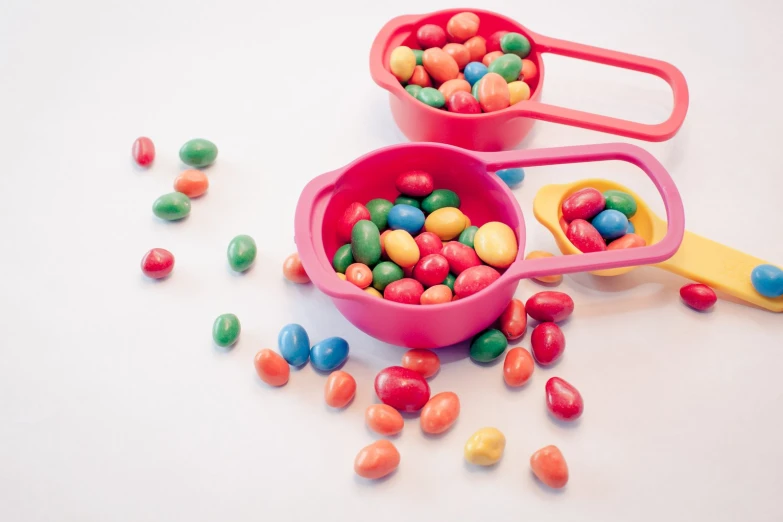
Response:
[[464, 36, 487, 62], [179, 138, 218, 168], [679, 283, 717, 311], [496, 167, 525, 188], [545, 377, 583, 421], [416, 24, 447, 49], [332, 244, 354, 273], [498, 298, 527, 340], [254, 349, 289, 387], [751, 264, 783, 297], [141, 248, 174, 279], [337, 202, 371, 242], [383, 278, 424, 304], [478, 72, 510, 113], [401, 349, 440, 378], [520, 59, 538, 82], [384, 230, 420, 268], [422, 189, 460, 213], [132, 136, 155, 167], [591, 209, 629, 240], [405, 84, 422, 97], [463, 61, 488, 86], [365, 287, 383, 298], [482, 51, 504, 67], [488, 53, 523, 83], [413, 254, 450, 287], [603, 189, 638, 218], [486, 31, 508, 53], [310, 337, 349, 372], [416, 86, 446, 108], [607, 233, 646, 250], [365, 404, 405, 436], [526, 292, 574, 323], [408, 65, 433, 88], [420, 391, 460, 434], [508, 81, 531, 105], [422, 48, 459, 83], [420, 284, 453, 305], [227, 234, 257, 272], [500, 32, 531, 58], [375, 366, 431, 412], [152, 192, 191, 221], [345, 263, 373, 289], [390, 46, 416, 82], [531, 322, 565, 366], [396, 170, 434, 197], [174, 169, 209, 198], [561, 188, 605, 222], [530, 445, 569, 489], [366, 198, 394, 230], [464, 427, 505, 466], [277, 323, 310, 366], [372, 261, 404, 292], [424, 207, 467, 240], [438, 78, 471, 101], [443, 43, 471, 70], [213, 313, 240, 348], [442, 242, 483, 275], [566, 219, 606, 253], [470, 328, 508, 362], [503, 348, 534, 387], [446, 91, 481, 113], [458, 225, 478, 248], [351, 220, 382, 266], [473, 222, 518, 269], [387, 204, 426, 235], [354, 440, 400, 480], [324, 370, 356, 408], [414, 231, 443, 257], [446, 12, 479, 43], [442, 273, 456, 292]]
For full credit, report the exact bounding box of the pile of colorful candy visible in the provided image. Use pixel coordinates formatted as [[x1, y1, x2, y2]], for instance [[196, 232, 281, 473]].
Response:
[[332, 170, 518, 304], [388, 12, 537, 113], [560, 187, 643, 252]]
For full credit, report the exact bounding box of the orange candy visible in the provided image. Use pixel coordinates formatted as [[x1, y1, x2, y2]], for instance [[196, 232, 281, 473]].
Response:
[[354, 440, 400, 480], [254, 349, 289, 387], [324, 370, 356, 408], [607, 233, 647, 250], [420, 391, 460, 434], [446, 12, 479, 43], [420, 284, 453, 305], [525, 250, 563, 284], [530, 445, 569, 489], [401, 348, 440, 378], [345, 263, 372, 289], [380, 229, 392, 258], [283, 252, 310, 284], [478, 72, 510, 113], [174, 169, 209, 197], [442, 43, 470, 70], [438, 79, 471, 101], [482, 51, 504, 67], [498, 298, 527, 340], [464, 36, 487, 62], [503, 347, 534, 387], [408, 65, 433, 88], [365, 404, 405, 436], [422, 48, 459, 83], [520, 59, 538, 83], [559, 216, 569, 235], [457, 72, 465, 80]]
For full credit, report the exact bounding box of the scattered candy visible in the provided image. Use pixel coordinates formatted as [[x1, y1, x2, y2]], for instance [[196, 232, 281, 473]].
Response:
[[503, 348, 534, 387], [179, 138, 218, 168], [254, 349, 289, 387], [531, 322, 566, 366], [141, 248, 174, 279], [132, 137, 155, 167], [401, 349, 440, 378], [212, 313, 240, 347], [310, 337, 349, 372], [420, 391, 460, 434], [375, 366, 431, 412], [496, 167, 525, 188], [354, 440, 400, 480], [530, 445, 569, 489], [464, 427, 505, 466], [524, 250, 562, 284], [497, 298, 527, 340], [324, 370, 357, 408], [365, 404, 405, 436], [346, 263, 373, 289], [679, 283, 717, 311], [283, 252, 310, 283], [526, 292, 574, 323], [152, 192, 191, 221], [545, 377, 583, 421], [277, 323, 310, 366], [751, 264, 783, 298], [474, 221, 518, 269], [227, 234, 257, 272], [174, 169, 209, 197], [470, 328, 508, 362]]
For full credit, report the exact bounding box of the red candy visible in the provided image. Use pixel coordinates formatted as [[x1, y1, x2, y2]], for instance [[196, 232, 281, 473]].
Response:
[[525, 292, 574, 323], [561, 188, 605, 222], [486, 30, 509, 53], [396, 170, 434, 197], [446, 91, 481, 114], [454, 265, 501, 298], [680, 283, 717, 311], [375, 366, 431, 412], [531, 322, 565, 366], [417, 24, 447, 49], [383, 278, 424, 304], [498, 298, 527, 341], [441, 241, 482, 274], [413, 254, 450, 287], [566, 219, 606, 253], [337, 202, 371, 242], [141, 248, 174, 279], [545, 377, 584, 421], [132, 137, 155, 167], [415, 232, 444, 257]]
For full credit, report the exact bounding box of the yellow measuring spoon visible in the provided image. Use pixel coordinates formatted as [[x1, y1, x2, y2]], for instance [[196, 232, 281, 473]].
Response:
[[533, 178, 783, 312]]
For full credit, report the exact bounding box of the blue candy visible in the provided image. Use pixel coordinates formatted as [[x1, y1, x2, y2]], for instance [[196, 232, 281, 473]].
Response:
[[751, 264, 783, 298], [278, 323, 310, 366], [496, 168, 525, 188], [626, 221, 635, 234], [310, 337, 349, 371], [591, 209, 629, 240], [463, 62, 488, 86], [387, 204, 425, 235]]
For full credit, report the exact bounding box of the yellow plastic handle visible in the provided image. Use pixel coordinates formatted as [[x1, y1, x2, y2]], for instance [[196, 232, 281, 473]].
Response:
[[657, 231, 783, 312]]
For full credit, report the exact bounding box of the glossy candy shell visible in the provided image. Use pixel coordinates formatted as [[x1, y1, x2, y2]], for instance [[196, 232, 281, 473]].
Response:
[[141, 248, 174, 279], [679, 283, 717, 311], [375, 366, 431, 412]]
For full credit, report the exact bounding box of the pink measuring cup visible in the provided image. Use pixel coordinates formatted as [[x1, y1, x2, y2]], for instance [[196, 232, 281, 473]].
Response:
[[295, 143, 685, 349]]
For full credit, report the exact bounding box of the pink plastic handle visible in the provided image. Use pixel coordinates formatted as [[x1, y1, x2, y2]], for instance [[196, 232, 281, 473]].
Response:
[[369, 15, 420, 93], [515, 35, 689, 141], [476, 142, 685, 280]]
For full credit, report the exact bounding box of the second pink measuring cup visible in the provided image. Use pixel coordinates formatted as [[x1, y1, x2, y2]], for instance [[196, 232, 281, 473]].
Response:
[[295, 142, 685, 349]]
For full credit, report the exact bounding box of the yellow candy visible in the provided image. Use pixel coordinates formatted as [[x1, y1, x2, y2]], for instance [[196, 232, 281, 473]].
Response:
[[464, 215, 471, 228], [385, 230, 420, 268], [337, 273, 347, 280], [365, 287, 383, 298], [508, 81, 531, 105], [424, 207, 467, 240], [525, 250, 563, 284], [464, 427, 506, 466], [390, 46, 416, 82], [474, 222, 518, 269]]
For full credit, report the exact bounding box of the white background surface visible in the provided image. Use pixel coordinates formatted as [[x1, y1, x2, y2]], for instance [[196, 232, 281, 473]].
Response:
[[1, 0, 782, 520]]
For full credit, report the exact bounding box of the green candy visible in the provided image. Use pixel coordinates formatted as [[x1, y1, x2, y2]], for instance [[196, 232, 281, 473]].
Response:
[[458, 226, 479, 248], [416, 87, 445, 108], [422, 189, 460, 214], [366, 198, 394, 231], [488, 54, 523, 83], [500, 32, 531, 58], [179, 138, 218, 168], [212, 313, 240, 348], [332, 244, 354, 273], [603, 190, 638, 218], [472, 78, 481, 100], [227, 234, 257, 272], [395, 195, 421, 209], [442, 273, 456, 292], [470, 329, 508, 362], [413, 49, 424, 66], [372, 261, 404, 292], [351, 220, 381, 266], [405, 84, 423, 97], [152, 192, 191, 221]]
